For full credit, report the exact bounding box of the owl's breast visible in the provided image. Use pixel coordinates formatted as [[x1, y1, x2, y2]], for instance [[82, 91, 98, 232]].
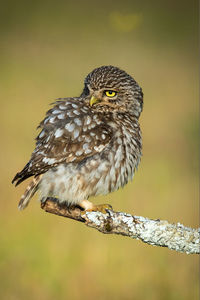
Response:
[[87, 117, 142, 196], [39, 114, 142, 204]]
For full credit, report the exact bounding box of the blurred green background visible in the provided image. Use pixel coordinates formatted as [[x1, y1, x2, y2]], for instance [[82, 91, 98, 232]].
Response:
[[1, 0, 199, 299]]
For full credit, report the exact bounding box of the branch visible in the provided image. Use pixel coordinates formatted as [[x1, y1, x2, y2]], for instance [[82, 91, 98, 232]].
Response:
[[41, 199, 200, 255]]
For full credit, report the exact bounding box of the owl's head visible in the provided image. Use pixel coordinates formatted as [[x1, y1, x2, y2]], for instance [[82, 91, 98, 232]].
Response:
[[81, 65, 143, 118]]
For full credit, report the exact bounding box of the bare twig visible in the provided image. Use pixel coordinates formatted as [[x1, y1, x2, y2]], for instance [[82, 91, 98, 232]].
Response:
[[41, 199, 200, 255]]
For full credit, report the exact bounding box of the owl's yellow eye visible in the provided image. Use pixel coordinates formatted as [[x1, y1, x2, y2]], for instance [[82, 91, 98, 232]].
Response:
[[105, 90, 117, 97]]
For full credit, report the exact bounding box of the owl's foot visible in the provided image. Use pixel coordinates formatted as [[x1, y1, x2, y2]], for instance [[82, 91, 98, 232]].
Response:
[[88, 203, 113, 214], [79, 200, 112, 214]]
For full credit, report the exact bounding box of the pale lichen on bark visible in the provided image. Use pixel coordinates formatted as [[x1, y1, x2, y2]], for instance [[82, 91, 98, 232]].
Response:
[[41, 199, 200, 255]]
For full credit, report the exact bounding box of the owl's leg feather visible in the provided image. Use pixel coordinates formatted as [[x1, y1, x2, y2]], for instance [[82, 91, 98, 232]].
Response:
[[79, 200, 112, 214]]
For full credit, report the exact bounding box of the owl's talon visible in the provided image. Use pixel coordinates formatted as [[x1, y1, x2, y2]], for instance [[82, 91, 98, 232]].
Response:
[[79, 199, 113, 214], [86, 203, 113, 214]]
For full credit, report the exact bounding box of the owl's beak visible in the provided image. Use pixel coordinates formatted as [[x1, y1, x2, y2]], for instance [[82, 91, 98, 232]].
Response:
[[89, 96, 100, 106]]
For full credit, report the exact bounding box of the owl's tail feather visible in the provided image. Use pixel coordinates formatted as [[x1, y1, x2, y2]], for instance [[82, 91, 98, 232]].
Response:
[[18, 175, 42, 210]]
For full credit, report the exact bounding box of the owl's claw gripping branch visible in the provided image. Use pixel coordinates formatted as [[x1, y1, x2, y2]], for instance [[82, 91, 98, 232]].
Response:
[[79, 199, 113, 213], [87, 203, 113, 214], [41, 198, 200, 255]]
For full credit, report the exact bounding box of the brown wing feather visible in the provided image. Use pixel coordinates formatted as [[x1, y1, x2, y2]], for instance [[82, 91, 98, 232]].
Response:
[[12, 98, 113, 186]]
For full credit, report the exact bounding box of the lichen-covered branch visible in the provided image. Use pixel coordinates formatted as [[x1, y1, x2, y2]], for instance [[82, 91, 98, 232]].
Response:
[[41, 199, 200, 255]]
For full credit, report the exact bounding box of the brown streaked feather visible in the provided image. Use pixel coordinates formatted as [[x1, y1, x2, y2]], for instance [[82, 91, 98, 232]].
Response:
[[18, 175, 42, 210], [12, 162, 34, 186]]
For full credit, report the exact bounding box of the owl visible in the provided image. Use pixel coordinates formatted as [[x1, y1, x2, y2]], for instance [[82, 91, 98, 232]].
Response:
[[12, 66, 143, 212]]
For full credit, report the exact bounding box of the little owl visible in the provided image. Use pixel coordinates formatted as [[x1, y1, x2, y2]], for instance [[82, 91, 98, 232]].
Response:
[[12, 66, 143, 212]]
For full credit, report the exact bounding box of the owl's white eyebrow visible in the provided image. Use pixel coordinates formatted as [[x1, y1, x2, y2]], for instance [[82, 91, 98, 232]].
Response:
[[101, 88, 119, 92], [87, 85, 118, 93]]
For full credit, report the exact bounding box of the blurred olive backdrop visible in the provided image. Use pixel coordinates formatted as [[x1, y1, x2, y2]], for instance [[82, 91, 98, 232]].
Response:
[[1, 0, 199, 299]]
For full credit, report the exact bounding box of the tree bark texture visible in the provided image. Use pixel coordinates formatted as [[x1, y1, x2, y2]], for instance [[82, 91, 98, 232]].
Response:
[[41, 198, 200, 255]]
